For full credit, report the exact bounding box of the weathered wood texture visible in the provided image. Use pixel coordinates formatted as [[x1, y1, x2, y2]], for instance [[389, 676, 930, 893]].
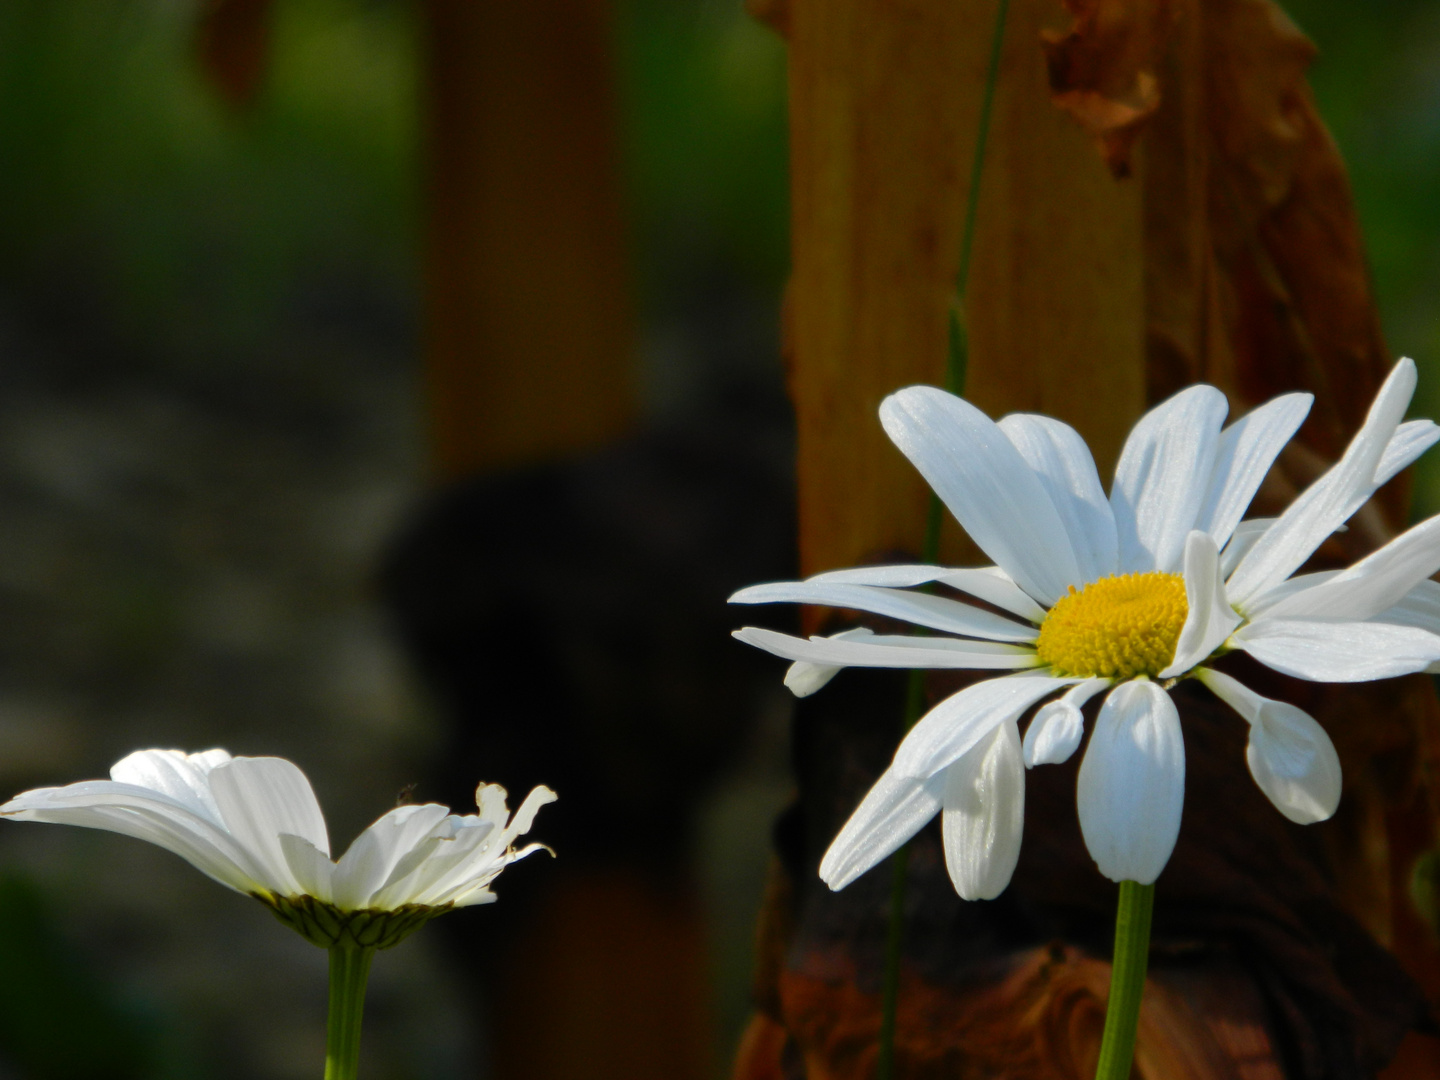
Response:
[[421, 0, 635, 478], [785, 0, 1145, 578]]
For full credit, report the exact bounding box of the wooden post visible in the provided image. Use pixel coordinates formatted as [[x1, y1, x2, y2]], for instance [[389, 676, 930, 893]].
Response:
[[785, 0, 1145, 577]]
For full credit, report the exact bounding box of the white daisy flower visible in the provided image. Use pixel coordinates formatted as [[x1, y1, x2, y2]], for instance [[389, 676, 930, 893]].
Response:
[[732, 358, 1440, 898], [1, 748, 555, 948]]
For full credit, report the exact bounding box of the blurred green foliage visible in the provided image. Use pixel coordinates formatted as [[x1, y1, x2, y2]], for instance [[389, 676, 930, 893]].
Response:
[[0, 0, 419, 378], [1286, 0, 1440, 513], [0, 873, 161, 1079]]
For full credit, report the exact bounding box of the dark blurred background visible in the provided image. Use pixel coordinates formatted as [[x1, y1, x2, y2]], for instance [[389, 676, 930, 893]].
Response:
[[0, 0, 1431, 1078]]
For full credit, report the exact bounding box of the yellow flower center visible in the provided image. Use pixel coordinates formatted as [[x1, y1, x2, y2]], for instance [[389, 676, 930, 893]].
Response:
[[1034, 572, 1188, 679]]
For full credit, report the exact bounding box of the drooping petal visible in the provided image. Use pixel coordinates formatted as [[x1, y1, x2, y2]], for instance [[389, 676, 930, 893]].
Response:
[[783, 628, 873, 697], [1194, 392, 1312, 549], [1022, 677, 1110, 766], [1252, 516, 1440, 622], [940, 720, 1025, 900], [1219, 518, 1275, 579], [802, 565, 1046, 623], [1160, 531, 1242, 678], [1375, 419, 1440, 487], [210, 757, 332, 895], [1234, 618, 1440, 681], [732, 627, 1041, 670], [1227, 358, 1417, 606], [730, 581, 1037, 642], [998, 413, 1118, 583], [880, 387, 1081, 605], [1076, 681, 1185, 884], [1196, 669, 1341, 824], [1110, 385, 1229, 574], [819, 770, 947, 890], [892, 672, 1080, 779]]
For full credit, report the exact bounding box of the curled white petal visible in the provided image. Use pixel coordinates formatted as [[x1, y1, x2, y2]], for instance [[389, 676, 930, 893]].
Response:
[[1196, 669, 1341, 824], [941, 720, 1025, 900], [1023, 677, 1110, 766], [1076, 681, 1185, 884], [783, 627, 873, 697], [1161, 531, 1242, 678]]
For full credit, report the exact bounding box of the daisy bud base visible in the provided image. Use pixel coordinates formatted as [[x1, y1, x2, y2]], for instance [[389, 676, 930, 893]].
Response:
[[257, 894, 449, 950]]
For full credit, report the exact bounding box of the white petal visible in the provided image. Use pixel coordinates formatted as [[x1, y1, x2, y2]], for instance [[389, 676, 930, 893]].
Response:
[[1023, 677, 1110, 766], [783, 628, 873, 697], [1239, 570, 1339, 618], [998, 413, 1118, 584], [1194, 393, 1312, 548], [1228, 358, 1417, 605], [1373, 578, 1440, 630], [880, 387, 1081, 605], [1234, 618, 1440, 681], [733, 627, 1041, 670], [819, 770, 946, 890], [800, 565, 1046, 623], [1255, 516, 1440, 622], [278, 834, 336, 902], [109, 748, 231, 824], [892, 672, 1080, 779], [1160, 531, 1242, 678], [730, 581, 1037, 642], [1375, 419, 1440, 487], [495, 784, 557, 848], [331, 803, 453, 908], [1111, 385, 1229, 573], [940, 720, 1025, 900], [1195, 669, 1341, 824], [1219, 518, 1275, 579], [210, 757, 331, 895], [1076, 681, 1185, 884], [1, 782, 268, 894]]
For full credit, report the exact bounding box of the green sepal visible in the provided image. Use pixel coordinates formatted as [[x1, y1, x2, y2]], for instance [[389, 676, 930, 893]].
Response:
[[253, 893, 451, 950]]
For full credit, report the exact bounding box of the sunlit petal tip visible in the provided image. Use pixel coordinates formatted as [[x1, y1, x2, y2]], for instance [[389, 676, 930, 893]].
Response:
[[782, 628, 874, 697]]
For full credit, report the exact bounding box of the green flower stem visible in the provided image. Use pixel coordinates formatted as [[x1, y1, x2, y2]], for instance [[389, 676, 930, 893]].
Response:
[[324, 945, 375, 1080], [1094, 881, 1155, 1080], [875, 3, 1009, 1077]]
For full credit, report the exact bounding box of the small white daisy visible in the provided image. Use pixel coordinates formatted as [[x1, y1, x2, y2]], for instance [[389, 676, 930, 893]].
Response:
[[732, 358, 1440, 898], [1, 749, 555, 947]]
